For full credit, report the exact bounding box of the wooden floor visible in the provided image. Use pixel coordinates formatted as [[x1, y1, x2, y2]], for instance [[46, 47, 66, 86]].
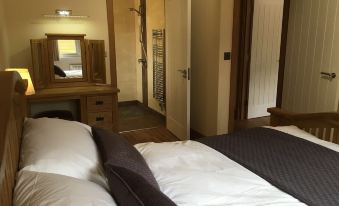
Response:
[[121, 127, 179, 145], [234, 116, 270, 131], [121, 117, 271, 144]]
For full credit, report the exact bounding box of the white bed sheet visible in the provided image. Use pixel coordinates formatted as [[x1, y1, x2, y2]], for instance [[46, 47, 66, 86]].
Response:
[[135, 126, 339, 206], [55, 70, 83, 79]]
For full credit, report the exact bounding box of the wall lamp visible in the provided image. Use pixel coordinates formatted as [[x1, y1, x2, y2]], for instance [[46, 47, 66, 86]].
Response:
[[43, 9, 89, 19]]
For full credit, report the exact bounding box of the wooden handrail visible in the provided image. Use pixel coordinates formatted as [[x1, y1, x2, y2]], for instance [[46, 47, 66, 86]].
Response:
[[268, 107, 339, 143]]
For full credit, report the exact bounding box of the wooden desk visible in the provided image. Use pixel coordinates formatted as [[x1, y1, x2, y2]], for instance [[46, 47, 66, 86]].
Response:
[[27, 85, 119, 132]]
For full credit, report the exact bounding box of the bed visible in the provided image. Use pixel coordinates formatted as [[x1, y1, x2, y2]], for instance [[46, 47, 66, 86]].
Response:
[[1, 71, 339, 206], [54, 69, 83, 79]]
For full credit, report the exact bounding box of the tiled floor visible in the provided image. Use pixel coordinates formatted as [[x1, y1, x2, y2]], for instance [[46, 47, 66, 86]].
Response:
[[118, 103, 166, 132]]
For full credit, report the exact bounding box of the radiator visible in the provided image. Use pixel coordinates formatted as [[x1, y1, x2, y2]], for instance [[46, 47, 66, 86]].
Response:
[[152, 29, 166, 110]]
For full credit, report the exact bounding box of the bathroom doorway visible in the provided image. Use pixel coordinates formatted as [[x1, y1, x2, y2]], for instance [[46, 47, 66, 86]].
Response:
[[114, 0, 167, 132], [229, 0, 290, 132]]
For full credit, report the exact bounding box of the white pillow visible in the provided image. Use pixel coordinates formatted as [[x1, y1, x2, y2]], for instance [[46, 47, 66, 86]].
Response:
[[14, 170, 117, 206], [21, 118, 106, 186]]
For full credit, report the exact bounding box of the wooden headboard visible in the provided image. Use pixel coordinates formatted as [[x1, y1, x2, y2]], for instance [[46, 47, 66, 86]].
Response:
[[0, 71, 27, 206], [268, 107, 339, 144]]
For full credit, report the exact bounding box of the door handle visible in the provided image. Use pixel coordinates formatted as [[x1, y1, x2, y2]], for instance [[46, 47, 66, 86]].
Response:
[[177, 69, 187, 79], [321, 72, 336, 80]]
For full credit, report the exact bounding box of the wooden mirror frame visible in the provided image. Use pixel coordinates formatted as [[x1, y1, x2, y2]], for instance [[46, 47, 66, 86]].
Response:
[[46, 34, 89, 87]]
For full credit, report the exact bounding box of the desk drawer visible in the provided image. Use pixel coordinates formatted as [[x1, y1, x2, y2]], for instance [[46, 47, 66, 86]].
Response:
[[87, 95, 113, 112], [88, 112, 113, 130]]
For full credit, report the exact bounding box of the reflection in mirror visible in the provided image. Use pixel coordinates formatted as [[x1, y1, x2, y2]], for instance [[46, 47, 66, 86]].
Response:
[[52, 40, 83, 79]]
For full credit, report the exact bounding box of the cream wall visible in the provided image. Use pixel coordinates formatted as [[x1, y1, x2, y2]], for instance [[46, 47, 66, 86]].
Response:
[[135, 0, 143, 103], [0, 0, 9, 70], [2, 0, 110, 82], [191, 0, 233, 136], [114, 0, 138, 102], [146, 0, 165, 114]]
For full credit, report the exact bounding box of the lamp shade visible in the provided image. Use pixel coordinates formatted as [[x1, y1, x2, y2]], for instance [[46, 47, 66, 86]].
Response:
[[5, 68, 36, 95]]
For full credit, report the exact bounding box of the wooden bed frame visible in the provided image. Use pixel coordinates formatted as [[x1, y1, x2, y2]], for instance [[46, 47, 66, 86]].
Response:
[[1, 71, 339, 205], [0, 72, 27, 206], [268, 108, 339, 144]]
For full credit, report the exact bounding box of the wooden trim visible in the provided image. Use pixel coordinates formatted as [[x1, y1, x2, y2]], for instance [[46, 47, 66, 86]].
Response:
[[106, 0, 118, 88], [46, 34, 86, 38], [236, 0, 254, 121], [268, 107, 339, 144], [229, 0, 250, 132], [27, 86, 119, 100], [106, 0, 119, 131], [228, 0, 241, 132], [276, 0, 290, 107]]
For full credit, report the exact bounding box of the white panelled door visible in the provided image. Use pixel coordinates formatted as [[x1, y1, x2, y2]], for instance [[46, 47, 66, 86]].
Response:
[[247, 0, 284, 119], [283, 0, 339, 113], [165, 0, 191, 140]]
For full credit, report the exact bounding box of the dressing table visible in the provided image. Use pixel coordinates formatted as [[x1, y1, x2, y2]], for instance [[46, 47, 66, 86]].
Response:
[[27, 34, 119, 131]]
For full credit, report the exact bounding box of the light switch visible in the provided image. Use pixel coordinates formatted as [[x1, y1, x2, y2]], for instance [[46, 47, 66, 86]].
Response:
[[224, 52, 231, 60]]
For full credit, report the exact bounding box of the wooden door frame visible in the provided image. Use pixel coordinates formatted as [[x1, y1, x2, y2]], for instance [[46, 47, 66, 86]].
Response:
[[106, 0, 148, 106], [106, 0, 117, 88], [106, 0, 119, 132], [228, 0, 290, 132]]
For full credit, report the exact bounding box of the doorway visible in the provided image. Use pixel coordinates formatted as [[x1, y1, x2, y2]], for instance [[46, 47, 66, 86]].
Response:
[[114, 0, 167, 132], [229, 0, 290, 132]]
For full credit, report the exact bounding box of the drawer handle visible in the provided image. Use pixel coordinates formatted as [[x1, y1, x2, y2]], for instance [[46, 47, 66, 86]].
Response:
[[95, 101, 104, 105], [96, 117, 105, 121]]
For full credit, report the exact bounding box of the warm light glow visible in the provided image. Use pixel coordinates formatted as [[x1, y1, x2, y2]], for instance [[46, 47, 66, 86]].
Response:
[[43, 9, 88, 19], [5, 68, 36, 95], [56, 9, 72, 17]]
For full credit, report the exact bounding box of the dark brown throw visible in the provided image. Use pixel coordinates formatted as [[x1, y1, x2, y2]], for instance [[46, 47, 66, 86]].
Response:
[[92, 127, 176, 206], [197, 128, 339, 206]]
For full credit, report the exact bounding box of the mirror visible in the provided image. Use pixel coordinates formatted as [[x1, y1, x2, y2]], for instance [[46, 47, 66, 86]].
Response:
[[46, 34, 88, 83], [52, 40, 83, 79], [31, 34, 107, 88]]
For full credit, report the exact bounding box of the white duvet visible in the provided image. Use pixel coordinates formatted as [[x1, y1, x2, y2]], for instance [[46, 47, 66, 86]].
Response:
[[135, 126, 339, 206]]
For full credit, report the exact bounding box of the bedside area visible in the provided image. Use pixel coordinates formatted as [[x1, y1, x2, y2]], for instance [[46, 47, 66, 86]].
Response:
[[25, 33, 120, 132], [27, 86, 119, 132]]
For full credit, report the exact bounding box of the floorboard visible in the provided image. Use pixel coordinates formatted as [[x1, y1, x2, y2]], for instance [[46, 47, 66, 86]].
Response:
[[234, 116, 270, 131], [121, 127, 179, 145]]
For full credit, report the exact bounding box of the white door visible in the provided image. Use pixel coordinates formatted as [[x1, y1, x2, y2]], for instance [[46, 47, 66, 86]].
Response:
[[165, 0, 191, 140], [247, 0, 284, 119], [282, 0, 339, 113]]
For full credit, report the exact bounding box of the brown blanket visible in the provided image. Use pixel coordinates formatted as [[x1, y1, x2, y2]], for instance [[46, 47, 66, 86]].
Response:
[[197, 128, 339, 206]]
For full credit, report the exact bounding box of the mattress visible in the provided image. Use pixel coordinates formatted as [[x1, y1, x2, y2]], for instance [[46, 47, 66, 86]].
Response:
[[135, 126, 339, 206]]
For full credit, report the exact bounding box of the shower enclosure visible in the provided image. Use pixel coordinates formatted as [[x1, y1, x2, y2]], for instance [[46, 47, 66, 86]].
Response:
[[114, 0, 166, 131], [128, 0, 166, 111], [129, 0, 148, 106]]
